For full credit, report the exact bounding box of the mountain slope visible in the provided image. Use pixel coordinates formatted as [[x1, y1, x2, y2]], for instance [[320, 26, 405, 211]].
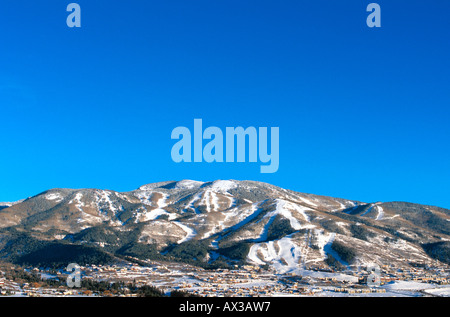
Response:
[[0, 180, 449, 270]]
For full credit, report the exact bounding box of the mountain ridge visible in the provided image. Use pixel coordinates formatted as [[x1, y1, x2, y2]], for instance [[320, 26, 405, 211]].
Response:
[[0, 180, 449, 271]]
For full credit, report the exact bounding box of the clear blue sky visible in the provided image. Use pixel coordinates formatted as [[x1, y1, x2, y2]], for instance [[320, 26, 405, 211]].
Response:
[[1, 1, 449, 208]]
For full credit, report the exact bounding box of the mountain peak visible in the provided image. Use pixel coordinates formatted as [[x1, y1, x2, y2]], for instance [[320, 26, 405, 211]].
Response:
[[201, 180, 238, 192]]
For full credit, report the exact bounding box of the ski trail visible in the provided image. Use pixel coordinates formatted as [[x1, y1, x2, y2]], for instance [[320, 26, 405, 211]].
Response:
[[174, 222, 197, 244]]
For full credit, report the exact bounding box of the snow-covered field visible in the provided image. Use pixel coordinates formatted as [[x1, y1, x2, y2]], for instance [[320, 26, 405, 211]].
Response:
[[380, 281, 450, 297], [423, 287, 450, 297]]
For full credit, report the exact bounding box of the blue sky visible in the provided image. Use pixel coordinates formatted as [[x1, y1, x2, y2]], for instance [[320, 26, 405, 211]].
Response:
[[1, 1, 449, 208]]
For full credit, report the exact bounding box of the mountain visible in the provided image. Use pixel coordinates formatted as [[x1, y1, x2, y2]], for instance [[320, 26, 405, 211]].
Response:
[[0, 200, 24, 211], [0, 180, 449, 271]]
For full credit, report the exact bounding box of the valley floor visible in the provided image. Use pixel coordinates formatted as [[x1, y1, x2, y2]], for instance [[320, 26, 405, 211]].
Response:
[[1, 260, 449, 297]]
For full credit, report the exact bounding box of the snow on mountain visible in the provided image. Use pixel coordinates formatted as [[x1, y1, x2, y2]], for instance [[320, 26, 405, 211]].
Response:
[[248, 234, 303, 273], [0, 199, 25, 208], [208, 180, 238, 193], [375, 205, 384, 220], [174, 180, 205, 190], [0, 180, 449, 272], [44, 193, 64, 202], [174, 221, 197, 244], [0, 202, 13, 208]]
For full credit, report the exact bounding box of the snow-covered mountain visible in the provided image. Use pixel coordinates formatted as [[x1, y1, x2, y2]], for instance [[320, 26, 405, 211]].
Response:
[[0, 199, 24, 210], [0, 180, 449, 271]]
